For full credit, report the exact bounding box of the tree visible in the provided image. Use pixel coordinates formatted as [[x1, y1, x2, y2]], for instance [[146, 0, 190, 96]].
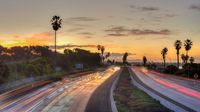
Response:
[[100, 46, 105, 63], [181, 54, 186, 64], [105, 52, 110, 59], [174, 40, 182, 68], [0, 62, 9, 83], [97, 45, 101, 53], [184, 39, 193, 64], [51, 15, 62, 54], [101, 46, 105, 56], [123, 52, 128, 64], [189, 57, 194, 64], [143, 56, 147, 66], [161, 47, 168, 69], [0, 45, 6, 61]]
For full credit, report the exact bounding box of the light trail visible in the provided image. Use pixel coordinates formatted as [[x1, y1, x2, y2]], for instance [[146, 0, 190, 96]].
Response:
[[0, 67, 120, 112], [136, 67, 200, 99]]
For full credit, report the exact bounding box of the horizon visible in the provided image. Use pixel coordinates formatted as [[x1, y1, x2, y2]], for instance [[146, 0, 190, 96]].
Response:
[[0, 0, 200, 62]]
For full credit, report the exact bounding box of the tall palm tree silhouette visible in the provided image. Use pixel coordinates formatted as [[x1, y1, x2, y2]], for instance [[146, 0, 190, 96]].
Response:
[[174, 40, 182, 68], [184, 39, 193, 64], [51, 15, 62, 54], [161, 47, 168, 69]]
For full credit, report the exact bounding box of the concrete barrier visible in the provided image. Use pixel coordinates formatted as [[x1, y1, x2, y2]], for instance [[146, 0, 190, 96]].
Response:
[[110, 69, 122, 112]]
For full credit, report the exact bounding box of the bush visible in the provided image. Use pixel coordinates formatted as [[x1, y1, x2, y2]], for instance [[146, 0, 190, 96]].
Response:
[[0, 62, 9, 83], [24, 58, 53, 77], [183, 63, 200, 78], [164, 65, 178, 74]]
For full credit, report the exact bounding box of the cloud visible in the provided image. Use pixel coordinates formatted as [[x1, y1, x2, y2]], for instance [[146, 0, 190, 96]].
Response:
[[105, 26, 129, 37], [105, 26, 129, 33], [67, 17, 98, 22], [78, 32, 94, 35], [135, 36, 170, 40], [67, 28, 84, 32], [165, 14, 177, 18], [129, 29, 171, 35], [130, 5, 160, 11], [111, 52, 136, 57], [64, 17, 97, 28], [107, 33, 128, 37], [190, 4, 200, 11], [105, 26, 172, 37], [49, 44, 97, 50]]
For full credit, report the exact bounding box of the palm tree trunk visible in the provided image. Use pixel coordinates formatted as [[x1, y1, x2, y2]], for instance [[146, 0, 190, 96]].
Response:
[[55, 31, 57, 71], [164, 59, 166, 69], [55, 31, 57, 54], [177, 54, 179, 68], [186, 51, 188, 64]]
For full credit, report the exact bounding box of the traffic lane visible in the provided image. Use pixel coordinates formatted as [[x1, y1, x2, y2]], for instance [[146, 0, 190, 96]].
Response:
[[0, 72, 96, 112], [137, 67, 200, 98], [147, 70, 200, 92], [85, 70, 119, 112], [47, 79, 98, 112], [131, 67, 200, 112], [47, 67, 120, 112]]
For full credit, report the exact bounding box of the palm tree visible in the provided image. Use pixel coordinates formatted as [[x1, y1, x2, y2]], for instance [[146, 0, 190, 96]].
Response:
[[143, 56, 147, 66], [97, 45, 101, 53], [189, 57, 194, 64], [174, 40, 182, 68], [123, 52, 128, 64], [161, 47, 168, 69], [184, 39, 193, 64], [51, 15, 62, 54], [100, 46, 105, 63], [101, 46, 105, 56], [181, 54, 186, 64]]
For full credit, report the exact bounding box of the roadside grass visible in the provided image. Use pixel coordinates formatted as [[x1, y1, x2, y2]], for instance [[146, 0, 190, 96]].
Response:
[[114, 67, 170, 112]]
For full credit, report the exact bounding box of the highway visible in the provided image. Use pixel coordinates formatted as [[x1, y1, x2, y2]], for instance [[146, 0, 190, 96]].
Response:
[[47, 66, 120, 112], [130, 67, 200, 112], [0, 67, 119, 112]]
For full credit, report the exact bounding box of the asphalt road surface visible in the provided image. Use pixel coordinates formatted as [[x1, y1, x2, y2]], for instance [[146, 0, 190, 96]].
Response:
[[0, 71, 107, 112], [85, 69, 119, 112], [47, 66, 120, 112], [131, 67, 200, 112]]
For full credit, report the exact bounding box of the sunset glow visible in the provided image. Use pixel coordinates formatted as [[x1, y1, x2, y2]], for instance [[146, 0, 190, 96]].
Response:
[[0, 0, 200, 62]]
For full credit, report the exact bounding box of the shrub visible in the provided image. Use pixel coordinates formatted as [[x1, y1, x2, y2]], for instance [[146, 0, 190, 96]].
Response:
[[0, 62, 9, 83], [164, 65, 178, 74]]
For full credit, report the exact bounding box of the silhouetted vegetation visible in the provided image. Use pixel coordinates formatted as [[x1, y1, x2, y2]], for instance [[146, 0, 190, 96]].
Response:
[[144, 39, 199, 79], [143, 56, 147, 66], [122, 52, 128, 65], [174, 40, 182, 68], [182, 63, 200, 78], [184, 39, 193, 64], [0, 45, 101, 84], [161, 47, 168, 69], [51, 15, 62, 54], [164, 65, 178, 74], [0, 62, 9, 83], [96, 45, 106, 63]]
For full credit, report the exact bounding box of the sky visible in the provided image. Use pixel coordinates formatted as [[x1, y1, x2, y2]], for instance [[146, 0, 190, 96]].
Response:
[[0, 0, 200, 62]]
